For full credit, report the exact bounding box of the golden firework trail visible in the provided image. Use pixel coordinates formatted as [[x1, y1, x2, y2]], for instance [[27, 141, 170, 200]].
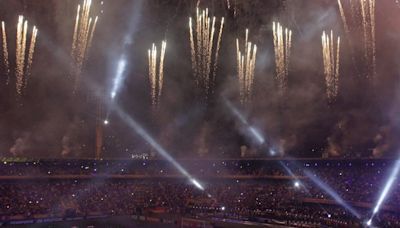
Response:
[[15, 16, 38, 95], [71, 0, 99, 92], [213, 17, 224, 81], [1, 21, 10, 84], [236, 29, 257, 104], [338, 0, 375, 79], [322, 30, 341, 102], [148, 41, 167, 106], [189, 8, 224, 97], [86, 16, 98, 57], [273, 21, 292, 95], [338, 0, 350, 36], [15, 17, 25, 94], [25, 26, 38, 88], [361, 0, 376, 78], [72, 5, 81, 56]]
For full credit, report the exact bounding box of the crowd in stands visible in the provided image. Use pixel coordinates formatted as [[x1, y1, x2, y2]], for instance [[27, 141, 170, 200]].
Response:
[[0, 158, 399, 227]]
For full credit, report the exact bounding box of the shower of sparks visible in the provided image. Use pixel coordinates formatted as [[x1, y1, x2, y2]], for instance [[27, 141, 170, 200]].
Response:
[[86, 16, 98, 58], [1, 21, 10, 84], [25, 26, 38, 89], [338, 0, 350, 36], [236, 29, 257, 104], [148, 41, 167, 107], [360, 0, 376, 79], [15, 16, 38, 95], [273, 21, 292, 95], [322, 31, 341, 102], [189, 8, 224, 98], [213, 17, 224, 81], [15, 17, 27, 95], [337, 0, 375, 79], [71, 0, 99, 92]]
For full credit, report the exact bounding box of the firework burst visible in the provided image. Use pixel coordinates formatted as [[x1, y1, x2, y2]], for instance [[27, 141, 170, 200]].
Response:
[[71, 0, 99, 92], [322, 30, 341, 102], [337, 0, 375, 79], [189, 8, 224, 98], [273, 21, 292, 95], [25, 26, 38, 89], [236, 29, 257, 104], [14, 16, 38, 95], [1, 21, 10, 84], [148, 41, 167, 107], [360, 0, 376, 78]]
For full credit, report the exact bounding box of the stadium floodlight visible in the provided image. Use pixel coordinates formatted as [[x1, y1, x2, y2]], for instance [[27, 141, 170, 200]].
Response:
[[303, 170, 361, 218], [368, 158, 400, 224], [294, 181, 300, 188], [114, 105, 205, 191], [103, 119, 109, 125]]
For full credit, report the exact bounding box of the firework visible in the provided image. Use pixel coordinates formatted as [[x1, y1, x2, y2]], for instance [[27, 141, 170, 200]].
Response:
[[338, 0, 350, 37], [189, 8, 224, 97], [361, 0, 376, 78], [1, 21, 10, 84], [148, 41, 167, 106], [322, 30, 341, 102], [71, 0, 99, 92], [72, 5, 80, 55], [337, 0, 375, 79], [15, 16, 38, 95], [273, 21, 292, 95], [25, 26, 38, 88], [236, 29, 257, 104], [213, 17, 224, 81], [15, 17, 25, 94], [86, 16, 98, 57]]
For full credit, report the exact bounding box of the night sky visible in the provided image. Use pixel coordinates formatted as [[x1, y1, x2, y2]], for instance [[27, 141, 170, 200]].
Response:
[[1, 0, 400, 159]]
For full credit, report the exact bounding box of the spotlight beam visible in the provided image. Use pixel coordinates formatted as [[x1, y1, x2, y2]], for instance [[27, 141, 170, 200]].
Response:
[[279, 161, 329, 215], [225, 99, 248, 125], [226, 99, 334, 218], [224, 99, 266, 145], [106, 0, 143, 118], [368, 158, 400, 224], [249, 127, 265, 144], [110, 57, 127, 99], [303, 169, 361, 218], [227, 102, 335, 217], [114, 105, 204, 191]]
